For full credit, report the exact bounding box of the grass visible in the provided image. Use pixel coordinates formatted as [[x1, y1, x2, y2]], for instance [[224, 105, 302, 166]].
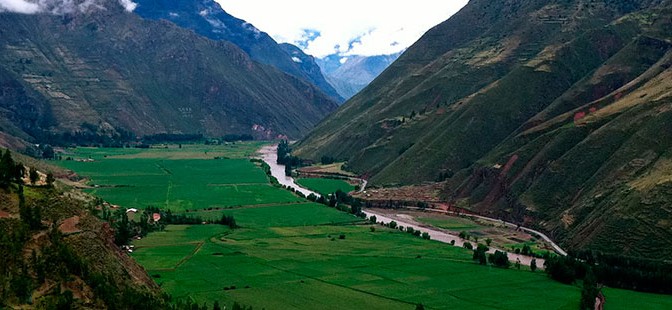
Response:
[[61, 143, 266, 160], [56, 144, 304, 211], [59, 145, 670, 309], [134, 222, 582, 310], [603, 287, 672, 310], [295, 178, 356, 195]]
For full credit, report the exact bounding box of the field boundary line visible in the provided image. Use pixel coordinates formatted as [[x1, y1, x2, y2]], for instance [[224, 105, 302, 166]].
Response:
[[256, 260, 418, 307], [174, 241, 205, 269]]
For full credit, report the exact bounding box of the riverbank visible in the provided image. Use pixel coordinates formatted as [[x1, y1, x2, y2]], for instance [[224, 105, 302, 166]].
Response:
[[258, 144, 546, 267]]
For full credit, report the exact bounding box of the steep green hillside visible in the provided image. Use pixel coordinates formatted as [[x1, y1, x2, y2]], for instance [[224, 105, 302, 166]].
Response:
[[133, 0, 344, 102], [0, 1, 338, 144], [0, 183, 165, 308], [295, 0, 672, 258]]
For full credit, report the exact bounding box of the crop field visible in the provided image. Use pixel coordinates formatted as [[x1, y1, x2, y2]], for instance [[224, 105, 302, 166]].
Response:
[[58, 144, 672, 309], [57, 144, 302, 211], [603, 288, 672, 310], [133, 219, 584, 310], [295, 177, 356, 195]]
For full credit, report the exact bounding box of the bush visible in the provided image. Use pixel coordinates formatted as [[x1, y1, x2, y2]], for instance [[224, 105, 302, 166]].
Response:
[[489, 251, 510, 268]]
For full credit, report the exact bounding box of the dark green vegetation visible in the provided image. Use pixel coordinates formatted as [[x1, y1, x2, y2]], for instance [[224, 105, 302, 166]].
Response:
[[295, 0, 672, 259], [133, 0, 343, 102], [296, 177, 356, 196], [544, 251, 672, 295], [0, 0, 337, 146]]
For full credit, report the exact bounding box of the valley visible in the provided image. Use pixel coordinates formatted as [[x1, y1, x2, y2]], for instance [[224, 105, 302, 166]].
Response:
[[46, 142, 672, 309], [1, 0, 672, 308]]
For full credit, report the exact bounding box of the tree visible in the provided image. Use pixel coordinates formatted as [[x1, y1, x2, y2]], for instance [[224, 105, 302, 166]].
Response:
[[422, 232, 431, 240], [0, 149, 14, 187], [459, 231, 468, 239], [388, 221, 397, 229], [522, 244, 531, 256], [114, 209, 132, 246], [41, 144, 55, 159], [415, 304, 425, 310], [485, 238, 492, 246], [580, 268, 600, 310], [369, 215, 377, 223], [489, 251, 510, 268], [530, 259, 537, 272], [213, 301, 221, 310], [463, 242, 473, 250], [473, 244, 488, 265], [29, 167, 39, 185], [46, 172, 55, 187]]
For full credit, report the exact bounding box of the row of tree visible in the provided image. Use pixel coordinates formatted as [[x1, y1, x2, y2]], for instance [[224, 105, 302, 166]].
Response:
[[0, 150, 54, 188], [544, 250, 672, 294], [276, 140, 303, 176]]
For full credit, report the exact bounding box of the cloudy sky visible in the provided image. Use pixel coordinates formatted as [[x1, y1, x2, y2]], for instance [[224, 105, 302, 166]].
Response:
[[215, 0, 468, 58]]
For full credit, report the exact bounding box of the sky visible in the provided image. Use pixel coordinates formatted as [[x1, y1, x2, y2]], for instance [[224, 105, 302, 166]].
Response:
[[215, 0, 469, 58]]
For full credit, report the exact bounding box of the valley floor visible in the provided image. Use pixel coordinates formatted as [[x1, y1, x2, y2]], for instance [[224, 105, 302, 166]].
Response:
[[55, 143, 672, 309]]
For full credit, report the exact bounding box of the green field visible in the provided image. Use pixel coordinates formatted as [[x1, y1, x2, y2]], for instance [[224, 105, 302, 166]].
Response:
[[57, 144, 302, 211], [133, 218, 582, 309], [58, 145, 672, 309], [603, 287, 672, 310], [295, 178, 356, 195]]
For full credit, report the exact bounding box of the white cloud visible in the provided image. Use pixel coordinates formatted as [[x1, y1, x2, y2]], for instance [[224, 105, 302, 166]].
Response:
[[215, 0, 468, 57], [0, 0, 137, 14], [117, 0, 136, 12]]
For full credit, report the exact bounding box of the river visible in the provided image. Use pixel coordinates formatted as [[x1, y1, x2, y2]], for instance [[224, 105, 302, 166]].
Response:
[[258, 144, 545, 267]]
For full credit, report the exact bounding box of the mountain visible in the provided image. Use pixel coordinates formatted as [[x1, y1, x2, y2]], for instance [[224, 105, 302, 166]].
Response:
[[295, 0, 672, 258], [0, 1, 338, 145], [132, 0, 343, 103], [316, 53, 401, 99], [0, 173, 164, 308]]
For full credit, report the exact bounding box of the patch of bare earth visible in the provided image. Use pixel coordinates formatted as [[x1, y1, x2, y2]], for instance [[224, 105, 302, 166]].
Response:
[[0, 210, 11, 218], [59, 216, 81, 234], [352, 183, 444, 202]]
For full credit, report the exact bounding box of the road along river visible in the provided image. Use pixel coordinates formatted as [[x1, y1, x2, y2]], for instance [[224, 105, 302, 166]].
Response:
[[258, 144, 546, 267]]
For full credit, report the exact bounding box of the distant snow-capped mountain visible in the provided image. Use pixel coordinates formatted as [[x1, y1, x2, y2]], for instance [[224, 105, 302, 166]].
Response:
[[316, 53, 401, 100]]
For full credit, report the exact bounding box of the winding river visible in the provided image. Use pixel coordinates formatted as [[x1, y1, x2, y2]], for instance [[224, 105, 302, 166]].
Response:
[[258, 144, 548, 267]]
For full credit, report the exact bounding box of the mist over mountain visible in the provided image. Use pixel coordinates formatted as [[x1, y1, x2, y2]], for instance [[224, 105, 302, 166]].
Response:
[[296, 0, 672, 258], [317, 53, 401, 99], [0, 0, 338, 145], [132, 0, 343, 102]]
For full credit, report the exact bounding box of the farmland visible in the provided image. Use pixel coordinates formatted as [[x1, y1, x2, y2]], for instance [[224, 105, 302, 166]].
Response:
[[133, 220, 582, 309], [295, 177, 356, 195], [57, 144, 301, 211], [56, 143, 672, 309]]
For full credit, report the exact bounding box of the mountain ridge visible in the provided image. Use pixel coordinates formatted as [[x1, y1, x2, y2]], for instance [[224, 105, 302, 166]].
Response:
[[0, 1, 338, 146], [133, 0, 344, 103], [295, 0, 672, 258]]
